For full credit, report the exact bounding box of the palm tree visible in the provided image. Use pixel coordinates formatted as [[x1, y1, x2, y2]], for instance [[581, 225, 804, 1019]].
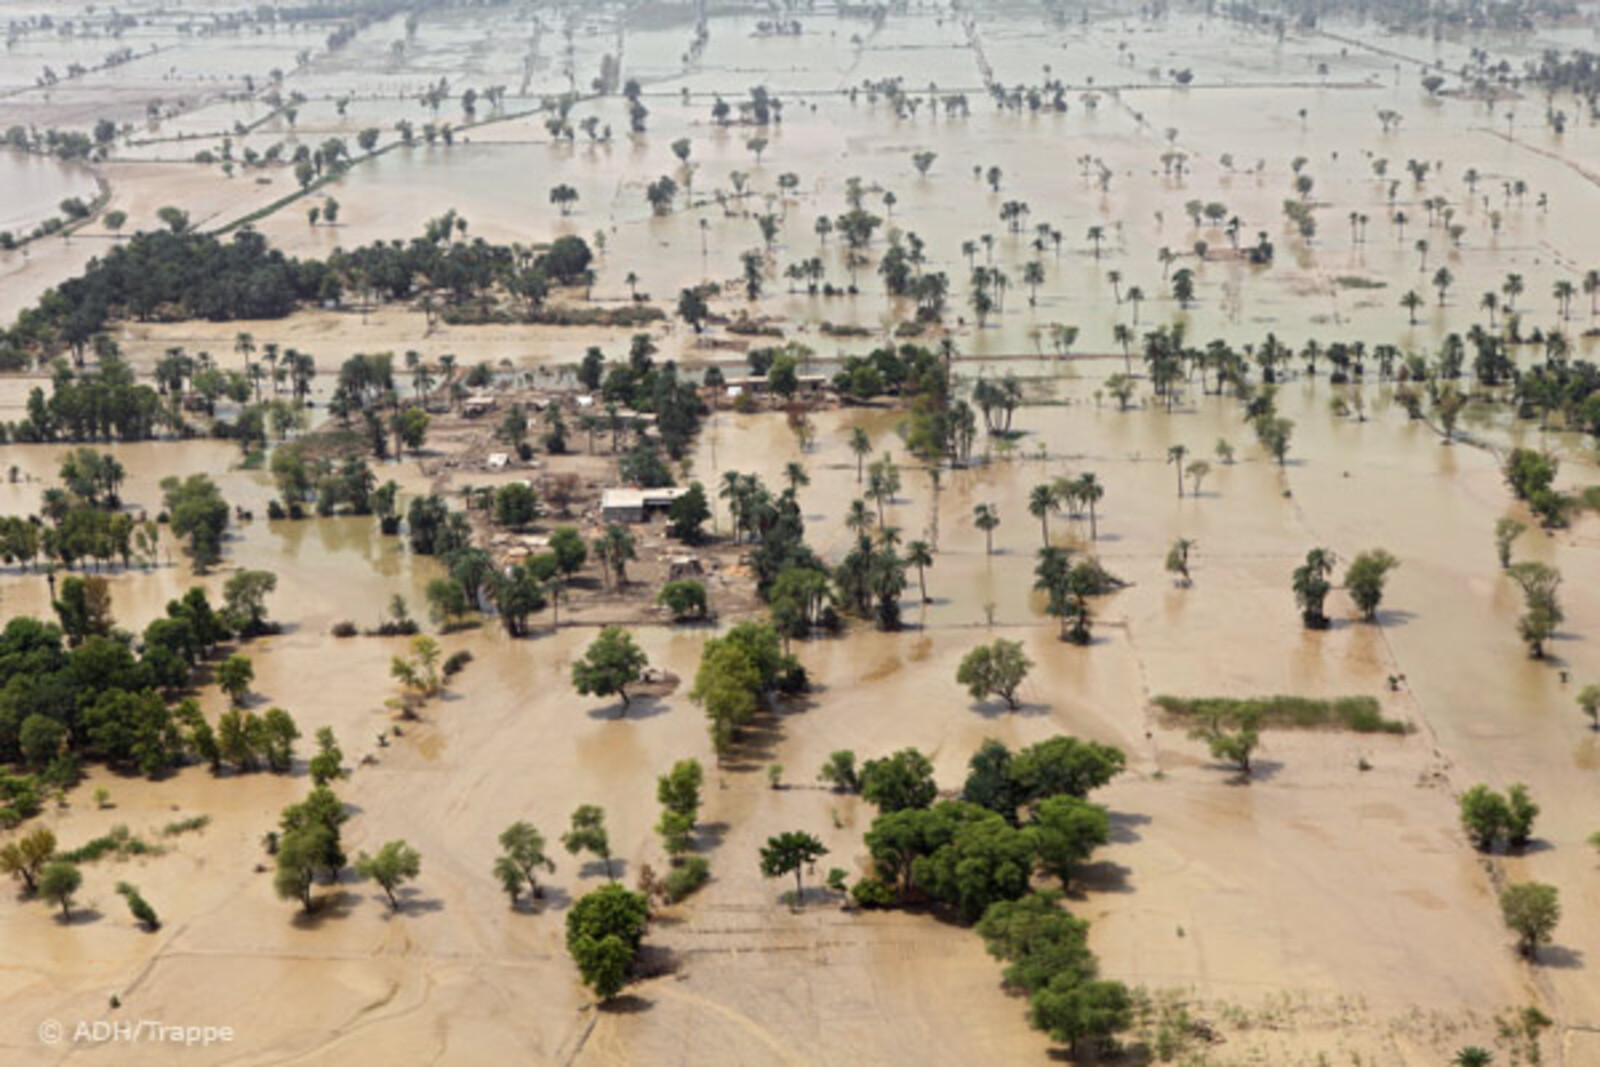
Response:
[[1400, 290, 1423, 325], [1113, 323, 1134, 372], [1292, 547, 1337, 629], [1583, 269, 1600, 319], [234, 331, 255, 375], [906, 540, 933, 602], [848, 427, 871, 483], [1166, 537, 1195, 586], [1127, 286, 1145, 324], [973, 503, 999, 555], [1480, 290, 1499, 327], [845, 499, 873, 537], [1086, 225, 1105, 259], [1166, 444, 1188, 497], [1502, 272, 1524, 311], [1553, 279, 1575, 321], [784, 461, 809, 493], [1028, 484, 1057, 546], [1023, 260, 1045, 305], [1433, 267, 1453, 307], [1076, 473, 1103, 541], [1107, 269, 1123, 303]]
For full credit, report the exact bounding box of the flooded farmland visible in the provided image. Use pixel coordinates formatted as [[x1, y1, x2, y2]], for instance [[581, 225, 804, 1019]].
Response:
[[1, 1, 1599, 1065]]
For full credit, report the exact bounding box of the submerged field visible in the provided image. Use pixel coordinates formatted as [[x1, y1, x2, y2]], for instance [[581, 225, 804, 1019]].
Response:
[[2, 2, 1599, 1065]]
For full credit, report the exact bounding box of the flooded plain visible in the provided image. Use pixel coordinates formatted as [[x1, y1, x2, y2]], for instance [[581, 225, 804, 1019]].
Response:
[[2, 2, 1599, 1064]]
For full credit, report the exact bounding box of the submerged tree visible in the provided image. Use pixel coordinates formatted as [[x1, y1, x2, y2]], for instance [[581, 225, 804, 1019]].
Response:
[[759, 830, 828, 908], [572, 626, 649, 713], [1291, 548, 1336, 629], [957, 639, 1032, 710], [1344, 549, 1399, 622]]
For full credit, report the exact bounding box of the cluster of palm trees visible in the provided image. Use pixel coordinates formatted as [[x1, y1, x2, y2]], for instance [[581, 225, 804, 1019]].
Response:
[[1019, 473, 1105, 548]]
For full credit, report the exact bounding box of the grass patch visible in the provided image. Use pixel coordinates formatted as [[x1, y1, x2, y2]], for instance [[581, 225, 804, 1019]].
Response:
[[1153, 694, 1410, 734], [161, 814, 211, 838], [1334, 275, 1387, 290], [61, 824, 164, 864]]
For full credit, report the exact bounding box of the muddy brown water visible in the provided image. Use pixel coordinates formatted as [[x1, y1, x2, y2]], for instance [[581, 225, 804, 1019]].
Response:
[[2, 3, 1599, 1063]]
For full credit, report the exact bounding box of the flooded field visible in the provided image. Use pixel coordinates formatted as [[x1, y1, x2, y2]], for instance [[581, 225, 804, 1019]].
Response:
[[2, 2, 1599, 1065]]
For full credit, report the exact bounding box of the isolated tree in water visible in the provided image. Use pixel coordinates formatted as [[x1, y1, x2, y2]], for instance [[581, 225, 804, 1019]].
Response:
[[563, 805, 614, 881], [356, 840, 421, 911], [759, 831, 828, 908], [572, 627, 649, 714], [957, 639, 1032, 710]]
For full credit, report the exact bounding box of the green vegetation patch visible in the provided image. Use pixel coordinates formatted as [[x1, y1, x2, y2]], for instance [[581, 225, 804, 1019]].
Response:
[[1333, 275, 1387, 290], [1153, 694, 1409, 735], [60, 824, 163, 864], [161, 814, 211, 838]]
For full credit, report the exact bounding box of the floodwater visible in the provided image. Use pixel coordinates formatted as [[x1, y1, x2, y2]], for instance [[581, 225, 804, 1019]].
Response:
[[2, 2, 1600, 1063]]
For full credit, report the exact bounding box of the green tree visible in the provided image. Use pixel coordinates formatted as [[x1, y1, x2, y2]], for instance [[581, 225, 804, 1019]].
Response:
[[906, 539, 933, 602], [217, 653, 254, 705], [1494, 517, 1526, 569], [759, 831, 829, 908], [356, 839, 422, 910], [1009, 736, 1125, 803], [913, 806, 1035, 921], [1505, 783, 1539, 850], [38, 860, 82, 919], [973, 502, 1000, 555], [1459, 784, 1511, 851], [1191, 709, 1260, 777], [1165, 538, 1195, 586], [962, 740, 1020, 821], [1344, 549, 1399, 621], [115, 881, 160, 930], [161, 474, 229, 570], [425, 577, 471, 629], [1499, 882, 1560, 960], [1292, 547, 1336, 629], [817, 750, 860, 793], [1030, 796, 1110, 889], [1029, 978, 1133, 1058], [848, 427, 872, 483], [563, 804, 614, 880], [656, 758, 704, 858], [658, 580, 709, 621], [667, 482, 711, 542], [393, 407, 429, 453], [956, 639, 1032, 710], [976, 891, 1095, 993], [1578, 683, 1600, 731], [494, 482, 539, 528], [861, 748, 938, 812], [549, 526, 588, 577], [0, 827, 56, 893], [572, 627, 649, 712], [1507, 561, 1562, 658], [53, 575, 114, 646], [565, 883, 650, 1000], [496, 821, 556, 905], [222, 569, 278, 637], [308, 726, 345, 786]]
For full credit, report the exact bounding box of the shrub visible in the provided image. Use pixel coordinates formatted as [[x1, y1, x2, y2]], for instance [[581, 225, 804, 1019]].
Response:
[[851, 877, 896, 909], [663, 856, 711, 902]]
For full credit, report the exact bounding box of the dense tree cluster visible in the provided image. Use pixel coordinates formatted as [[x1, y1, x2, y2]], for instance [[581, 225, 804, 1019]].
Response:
[[0, 573, 280, 785], [847, 735, 1129, 1054], [689, 621, 807, 755], [1, 220, 601, 370]]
